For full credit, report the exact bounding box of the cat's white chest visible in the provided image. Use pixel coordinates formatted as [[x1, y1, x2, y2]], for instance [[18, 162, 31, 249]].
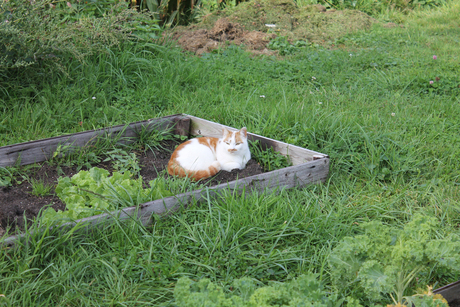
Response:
[[216, 141, 251, 172]]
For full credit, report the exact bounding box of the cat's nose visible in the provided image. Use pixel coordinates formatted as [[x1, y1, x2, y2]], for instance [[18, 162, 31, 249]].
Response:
[[228, 149, 237, 152]]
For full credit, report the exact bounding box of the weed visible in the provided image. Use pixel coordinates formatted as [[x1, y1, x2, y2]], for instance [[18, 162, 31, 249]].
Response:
[[250, 140, 292, 171], [103, 148, 141, 176], [0, 165, 30, 187], [0, 167, 14, 187], [28, 178, 53, 197], [47, 142, 102, 171], [132, 124, 185, 154], [46, 127, 133, 170], [268, 35, 311, 55]]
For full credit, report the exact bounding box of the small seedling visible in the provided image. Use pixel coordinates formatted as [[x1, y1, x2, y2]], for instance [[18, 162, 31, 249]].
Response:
[[103, 149, 141, 176], [0, 165, 31, 187], [0, 167, 13, 187], [29, 178, 54, 197]]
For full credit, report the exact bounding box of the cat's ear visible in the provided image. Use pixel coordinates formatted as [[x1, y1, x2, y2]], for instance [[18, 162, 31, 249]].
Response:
[[222, 127, 230, 137], [240, 127, 247, 138]]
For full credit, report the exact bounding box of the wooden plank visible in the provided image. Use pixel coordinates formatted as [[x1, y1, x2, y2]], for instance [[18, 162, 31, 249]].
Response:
[[186, 115, 329, 166], [0, 114, 189, 167], [137, 158, 329, 221], [2, 158, 329, 246], [434, 280, 460, 304], [173, 116, 191, 137]]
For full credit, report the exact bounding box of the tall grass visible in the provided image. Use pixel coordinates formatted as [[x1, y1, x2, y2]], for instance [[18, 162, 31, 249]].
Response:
[[1, 1, 460, 305]]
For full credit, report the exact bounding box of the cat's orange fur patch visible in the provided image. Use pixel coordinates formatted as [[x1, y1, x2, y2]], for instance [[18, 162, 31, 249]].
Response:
[[197, 136, 219, 148], [167, 137, 220, 181]]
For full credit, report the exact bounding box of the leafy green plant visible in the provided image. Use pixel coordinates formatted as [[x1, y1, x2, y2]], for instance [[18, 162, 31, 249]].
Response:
[[401, 286, 449, 307], [173, 273, 346, 306], [0, 166, 14, 187], [0, 165, 30, 187], [250, 140, 291, 172], [137, 0, 176, 26], [29, 178, 53, 197], [132, 16, 163, 40], [328, 214, 460, 305], [103, 148, 141, 176], [40, 167, 173, 223], [268, 36, 310, 56]]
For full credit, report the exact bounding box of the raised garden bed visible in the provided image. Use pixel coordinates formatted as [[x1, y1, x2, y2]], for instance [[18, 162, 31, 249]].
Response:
[[434, 280, 460, 307], [0, 114, 329, 246]]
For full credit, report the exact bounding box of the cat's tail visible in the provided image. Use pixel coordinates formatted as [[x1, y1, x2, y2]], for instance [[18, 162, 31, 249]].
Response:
[[167, 160, 221, 181]]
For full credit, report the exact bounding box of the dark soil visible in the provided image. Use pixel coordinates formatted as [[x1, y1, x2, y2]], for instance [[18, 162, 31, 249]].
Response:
[[0, 140, 264, 237]]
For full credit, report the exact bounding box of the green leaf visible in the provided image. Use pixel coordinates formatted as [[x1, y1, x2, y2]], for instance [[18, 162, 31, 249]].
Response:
[[45, 167, 173, 224], [174, 273, 342, 306], [328, 214, 460, 303], [358, 261, 392, 300], [89, 167, 109, 182], [146, 0, 159, 12]]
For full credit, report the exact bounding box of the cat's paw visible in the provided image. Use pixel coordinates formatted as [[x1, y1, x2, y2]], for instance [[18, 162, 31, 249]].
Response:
[[220, 162, 242, 172], [211, 161, 221, 171]]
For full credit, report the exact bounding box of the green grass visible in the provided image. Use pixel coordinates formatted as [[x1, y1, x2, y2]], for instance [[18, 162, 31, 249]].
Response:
[[28, 178, 54, 197], [1, 1, 460, 305]]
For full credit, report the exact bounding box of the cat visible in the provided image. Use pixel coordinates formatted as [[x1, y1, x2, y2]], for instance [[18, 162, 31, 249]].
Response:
[[167, 127, 251, 181]]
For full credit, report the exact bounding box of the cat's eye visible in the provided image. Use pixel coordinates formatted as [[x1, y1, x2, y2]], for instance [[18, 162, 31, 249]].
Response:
[[236, 142, 242, 145], [225, 141, 231, 145]]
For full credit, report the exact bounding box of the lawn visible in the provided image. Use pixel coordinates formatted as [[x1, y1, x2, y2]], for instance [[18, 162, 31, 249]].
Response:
[[0, 0, 459, 305]]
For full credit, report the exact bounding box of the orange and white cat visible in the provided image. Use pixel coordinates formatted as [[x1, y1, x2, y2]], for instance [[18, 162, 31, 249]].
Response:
[[167, 127, 251, 181]]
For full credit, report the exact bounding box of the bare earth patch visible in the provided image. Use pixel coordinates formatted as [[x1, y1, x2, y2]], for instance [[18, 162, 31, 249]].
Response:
[[173, 18, 277, 55], [169, 0, 377, 55]]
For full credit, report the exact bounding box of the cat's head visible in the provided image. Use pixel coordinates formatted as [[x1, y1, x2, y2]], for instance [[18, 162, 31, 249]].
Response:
[[220, 127, 248, 153]]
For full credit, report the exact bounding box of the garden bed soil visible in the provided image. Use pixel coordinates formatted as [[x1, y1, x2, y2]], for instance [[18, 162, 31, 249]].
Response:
[[0, 140, 263, 237]]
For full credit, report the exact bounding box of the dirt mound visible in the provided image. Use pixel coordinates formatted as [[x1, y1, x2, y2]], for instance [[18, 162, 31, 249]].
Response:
[[169, 0, 377, 55], [173, 18, 276, 55]]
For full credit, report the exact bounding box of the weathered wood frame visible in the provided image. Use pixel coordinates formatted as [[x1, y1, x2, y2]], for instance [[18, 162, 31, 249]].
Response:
[[1, 114, 329, 246], [434, 280, 460, 306]]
